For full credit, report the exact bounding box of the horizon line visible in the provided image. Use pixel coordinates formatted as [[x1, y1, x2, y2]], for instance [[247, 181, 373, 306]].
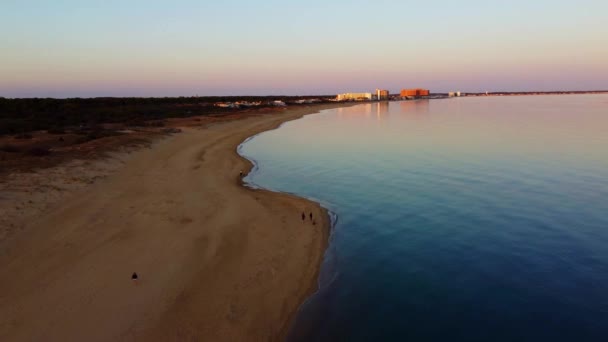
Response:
[[2, 90, 608, 100]]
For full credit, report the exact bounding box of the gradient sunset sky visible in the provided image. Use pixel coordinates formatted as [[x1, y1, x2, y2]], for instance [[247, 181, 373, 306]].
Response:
[[1, 0, 607, 97]]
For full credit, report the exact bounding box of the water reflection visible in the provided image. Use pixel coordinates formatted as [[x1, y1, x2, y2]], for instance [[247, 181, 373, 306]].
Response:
[[399, 99, 430, 115], [335, 102, 389, 120], [241, 94, 608, 342], [334, 100, 430, 122], [375, 102, 389, 120], [336, 104, 373, 119]]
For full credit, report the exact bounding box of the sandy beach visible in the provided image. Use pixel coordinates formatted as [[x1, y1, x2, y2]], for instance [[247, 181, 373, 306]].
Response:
[[0, 104, 347, 341]]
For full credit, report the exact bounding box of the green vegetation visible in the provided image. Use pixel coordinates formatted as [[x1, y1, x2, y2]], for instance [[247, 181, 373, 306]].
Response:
[[0, 96, 331, 135]]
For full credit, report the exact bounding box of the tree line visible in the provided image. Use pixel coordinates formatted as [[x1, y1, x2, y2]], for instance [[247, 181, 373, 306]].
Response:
[[0, 96, 332, 135]]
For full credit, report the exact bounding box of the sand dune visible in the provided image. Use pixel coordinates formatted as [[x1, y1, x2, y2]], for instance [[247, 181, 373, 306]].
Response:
[[0, 104, 345, 341]]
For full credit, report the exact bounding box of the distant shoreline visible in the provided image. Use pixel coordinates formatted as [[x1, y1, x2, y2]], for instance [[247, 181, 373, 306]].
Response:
[[1, 90, 607, 100], [458, 91, 608, 97], [329, 91, 608, 103]]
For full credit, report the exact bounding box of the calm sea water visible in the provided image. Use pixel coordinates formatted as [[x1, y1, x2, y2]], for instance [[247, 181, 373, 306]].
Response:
[[239, 95, 608, 341]]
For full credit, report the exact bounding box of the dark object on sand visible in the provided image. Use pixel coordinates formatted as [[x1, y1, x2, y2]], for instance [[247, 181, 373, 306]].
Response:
[[301, 212, 305, 221], [310, 212, 313, 220], [132, 272, 139, 282]]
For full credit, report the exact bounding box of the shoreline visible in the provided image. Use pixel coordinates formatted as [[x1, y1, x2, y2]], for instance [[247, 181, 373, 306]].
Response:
[[0, 103, 352, 341], [234, 107, 335, 341], [235, 115, 339, 340]]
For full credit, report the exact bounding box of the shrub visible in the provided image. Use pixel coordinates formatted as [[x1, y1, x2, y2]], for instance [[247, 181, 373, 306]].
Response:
[[148, 120, 166, 127], [47, 127, 66, 134], [15, 133, 33, 139], [0, 144, 19, 153], [75, 132, 100, 144], [127, 119, 146, 127], [27, 146, 51, 156]]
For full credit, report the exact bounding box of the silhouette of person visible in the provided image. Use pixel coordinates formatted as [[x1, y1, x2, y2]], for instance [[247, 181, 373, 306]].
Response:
[[132, 272, 139, 284], [310, 212, 313, 221], [301, 212, 305, 221]]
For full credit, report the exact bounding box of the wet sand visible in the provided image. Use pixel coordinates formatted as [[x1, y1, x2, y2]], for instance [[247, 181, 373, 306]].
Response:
[[0, 104, 348, 341]]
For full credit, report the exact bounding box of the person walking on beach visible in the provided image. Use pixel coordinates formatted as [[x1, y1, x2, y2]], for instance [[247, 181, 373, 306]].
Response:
[[309, 212, 313, 221], [302, 212, 305, 222], [132, 272, 139, 285], [239, 170, 243, 177]]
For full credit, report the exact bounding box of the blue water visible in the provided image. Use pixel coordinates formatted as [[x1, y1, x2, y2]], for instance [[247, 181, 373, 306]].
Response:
[[239, 95, 608, 341]]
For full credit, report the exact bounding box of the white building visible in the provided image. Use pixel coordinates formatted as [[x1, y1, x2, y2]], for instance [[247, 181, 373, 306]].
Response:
[[336, 93, 373, 101]]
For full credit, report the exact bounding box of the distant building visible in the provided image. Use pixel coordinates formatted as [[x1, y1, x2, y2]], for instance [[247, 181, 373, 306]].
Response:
[[400, 89, 430, 98], [375, 89, 390, 101], [214, 101, 262, 108], [448, 91, 462, 97], [215, 102, 239, 108], [337, 93, 373, 101], [294, 99, 321, 104]]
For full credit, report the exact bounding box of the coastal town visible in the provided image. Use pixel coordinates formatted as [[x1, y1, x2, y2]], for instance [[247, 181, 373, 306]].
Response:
[[213, 88, 446, 109], [210, 88, 608, 109]]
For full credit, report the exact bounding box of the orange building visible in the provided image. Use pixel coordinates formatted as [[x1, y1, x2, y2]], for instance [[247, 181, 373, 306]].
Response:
[[400, 89, 430, 97]]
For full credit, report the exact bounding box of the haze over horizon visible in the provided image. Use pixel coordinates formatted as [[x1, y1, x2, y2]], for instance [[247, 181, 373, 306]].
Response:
[[1, 0, 607, 98]]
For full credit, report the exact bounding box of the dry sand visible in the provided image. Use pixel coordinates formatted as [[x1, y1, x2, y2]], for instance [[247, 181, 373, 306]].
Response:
[[0, 104, 347, 341]]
